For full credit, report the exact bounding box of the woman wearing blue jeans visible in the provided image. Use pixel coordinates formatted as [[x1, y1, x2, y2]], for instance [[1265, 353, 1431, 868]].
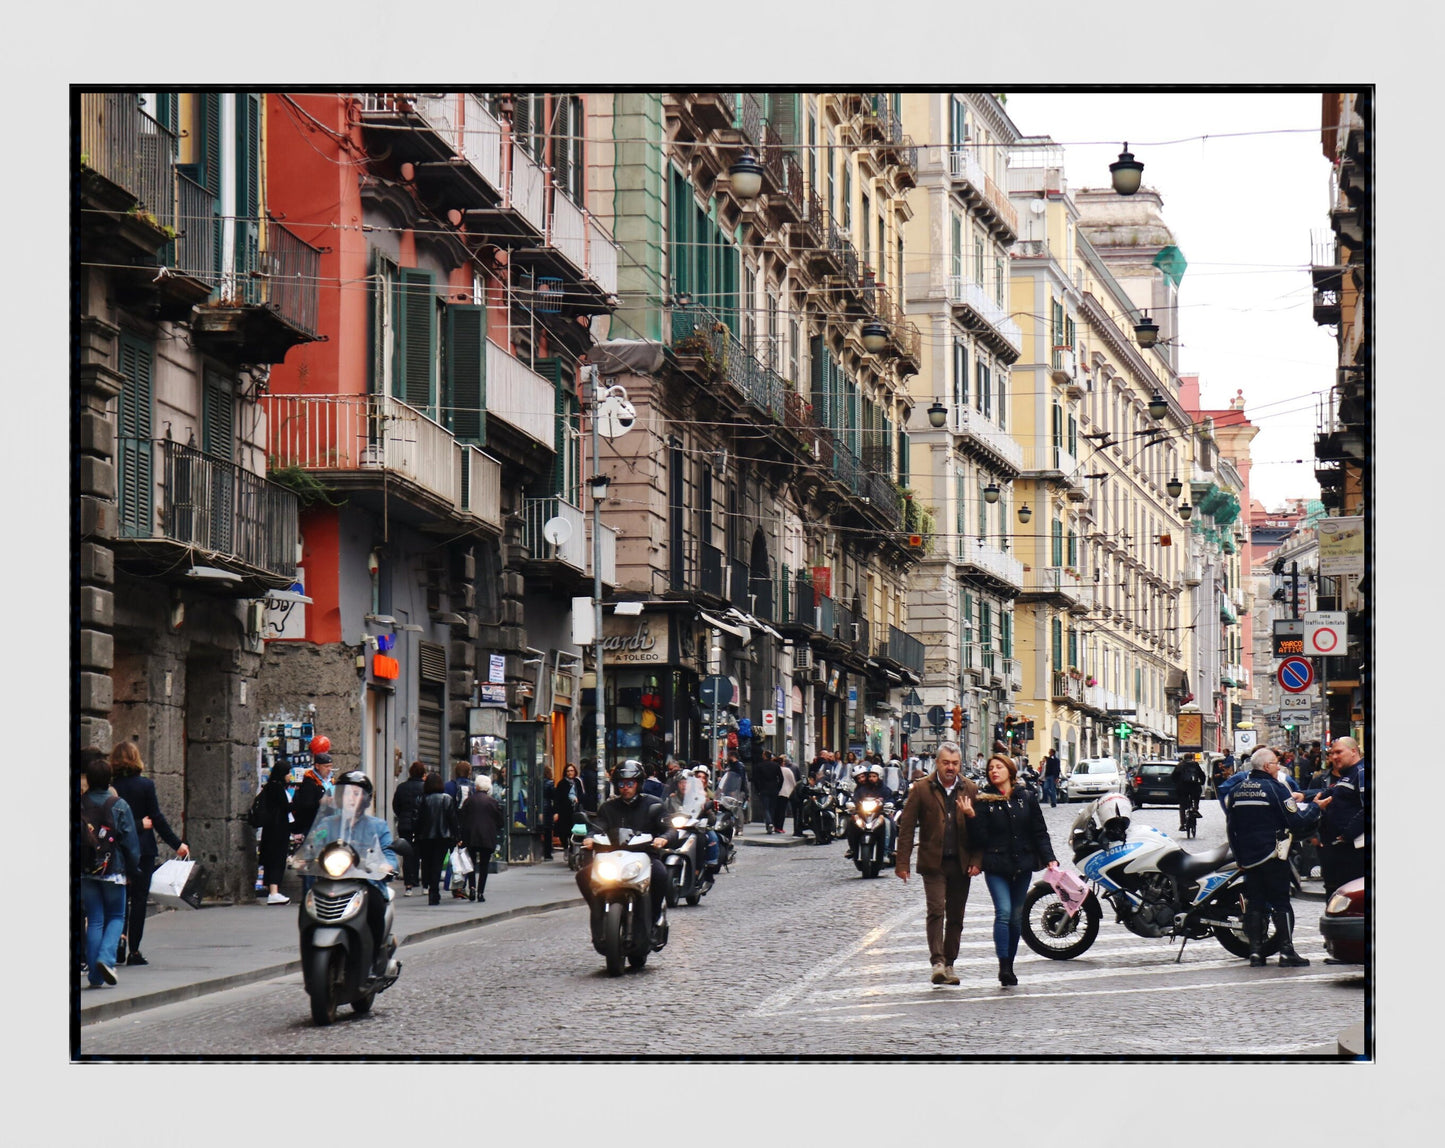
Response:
[[80, 751, 141, 988], [964, 754, 1058, 986]]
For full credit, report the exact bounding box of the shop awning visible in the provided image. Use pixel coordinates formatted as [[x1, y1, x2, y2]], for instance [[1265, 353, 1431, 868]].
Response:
[[724, 607, 783, 641], [698, 609, 750, 640]]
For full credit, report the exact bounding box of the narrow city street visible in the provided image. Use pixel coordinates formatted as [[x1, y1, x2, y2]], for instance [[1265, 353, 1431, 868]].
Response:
[[82, 802, 1361, 1058]]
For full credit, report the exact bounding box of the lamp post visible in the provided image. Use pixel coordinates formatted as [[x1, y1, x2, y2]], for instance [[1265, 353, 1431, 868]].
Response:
[[728, 149, 764, 200], [1110, 143, 1144, 196], [927, 400, 948, 429], [588, 366, 610, 806], [1017, 504, 1032, 524], [1135, 313, 1160, 349]]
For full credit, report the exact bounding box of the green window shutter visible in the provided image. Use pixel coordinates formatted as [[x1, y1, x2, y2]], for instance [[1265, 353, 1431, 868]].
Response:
[[534, 357, 570, 497], [976, 361, 987, 412], [1068, 626, 1078, 668], [1066, 316, 1076, 348], [670, 167, 690, 298], [202, 371, 235, 552], [234, 93, 261, 291], [898, 429, 909, 487], [1067, 528, 1077, 567], [981, 602, 992, 649], [997, 374, 1007, 430], [202, 371, 235, 460], [964, 592, 973, 641], [552, 95, 572, 202], [513, 93, 535, 156], [197, 94, 223, 282], [770, 93, 798, 148], [1052, 518, 1063, 567], [810, 336, 826, 422], [1052, 617, 1063, 672], [394, 268, 437, 414], [954, 340, 968, 406], [1067, 413, 1077, 456], [982, 363, 992, 418], [1051, 298, 1063, 348], [370, 249, 397, 397], [1001, 611, 1012, 658], [155, 93, 179, 132], [956, 474, 966, 558], [117, 333, 154, 539], [978, 479, 987, 537], [568, 96, 585, 201], [445, 303, 487, 444], [951, 215, 962, 280]]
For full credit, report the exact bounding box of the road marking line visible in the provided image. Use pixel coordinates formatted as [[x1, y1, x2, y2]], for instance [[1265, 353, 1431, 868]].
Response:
[[749, 901, 921, 1017]]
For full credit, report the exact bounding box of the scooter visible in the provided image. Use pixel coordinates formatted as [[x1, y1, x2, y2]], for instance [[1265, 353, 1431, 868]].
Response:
[[291, 807, 401, 1025], [847, 794, 896, 879], [586, 824, 669, 976], [805, 780, 838, 845], [565, 820, 588, 871]]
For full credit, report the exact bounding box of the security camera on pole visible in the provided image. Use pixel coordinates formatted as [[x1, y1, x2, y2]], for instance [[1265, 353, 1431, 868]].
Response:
[[587, 369, 635, 806]]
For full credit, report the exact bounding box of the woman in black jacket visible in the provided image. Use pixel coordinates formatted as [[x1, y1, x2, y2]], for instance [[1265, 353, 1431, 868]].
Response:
[[391, 760, 427, 894], [110, 741, 189, 963], [552, 763, 587, 857], [256, 763, 294, 905], [965, 754, 1058, 986], [413, 772, 460, 905], [457, 776, 506, 901]]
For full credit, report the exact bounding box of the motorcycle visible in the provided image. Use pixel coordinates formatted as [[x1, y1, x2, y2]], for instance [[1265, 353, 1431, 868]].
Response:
[[291, 804, 402, 1025], [585, 822, 669, 976], [1021, 795, 1283, 963], [712, 772, 743, 868], [846, 793, 895, 878], [661, 784, 715, 907], [565, 819, 588, 871], [803, 779, 839, 845]]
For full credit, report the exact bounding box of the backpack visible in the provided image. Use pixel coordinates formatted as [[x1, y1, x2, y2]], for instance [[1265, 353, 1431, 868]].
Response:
[[248, 790, 266, 829], [81, 795, 121, 877]]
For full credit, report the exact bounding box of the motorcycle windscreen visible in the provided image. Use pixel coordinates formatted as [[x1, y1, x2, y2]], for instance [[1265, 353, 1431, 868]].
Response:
[[716, 771, 744, 801], [667, 776, 707, 819], [293, 796, 395, 880]]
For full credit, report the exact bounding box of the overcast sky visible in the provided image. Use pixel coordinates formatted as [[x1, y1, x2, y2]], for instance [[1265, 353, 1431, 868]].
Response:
[[1002, 90, 1337, 512]]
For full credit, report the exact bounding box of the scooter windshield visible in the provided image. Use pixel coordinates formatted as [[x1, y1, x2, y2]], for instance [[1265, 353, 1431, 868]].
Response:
[[294, 801, 394, 880], [668, 777, 707, 819], [716, 772, 744, 801]]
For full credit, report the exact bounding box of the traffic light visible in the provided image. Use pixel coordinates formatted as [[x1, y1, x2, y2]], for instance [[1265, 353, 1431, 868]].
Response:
[[1004, 715, 1015, 742], [1283, 722, 1296, 732], [951, 705, 963, 733], [1019, 719, 1034, 743]]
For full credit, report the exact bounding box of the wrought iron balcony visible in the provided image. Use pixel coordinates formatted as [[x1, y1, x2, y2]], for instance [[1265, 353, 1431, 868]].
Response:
[[775, 570, 819, 634], [78, 93, 177, 236], [956, 536, 1024, 594], [114, 437, 297, 591], [190, 217, 322, 362], [880, 625, 925, 676], [945, 404, 1024, 473], [946, 276, 1021, 358]]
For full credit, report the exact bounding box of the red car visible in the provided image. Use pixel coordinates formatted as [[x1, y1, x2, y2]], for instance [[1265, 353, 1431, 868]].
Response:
[[1319, 877, 1365, 964]]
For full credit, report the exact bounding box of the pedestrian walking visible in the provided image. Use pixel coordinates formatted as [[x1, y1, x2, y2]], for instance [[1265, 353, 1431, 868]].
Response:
[[893, 740, 982, 986], [80, 753, 141, 989], [291, 750, 335, 838], [1041, 749, 1062, 808], [391, 760, 426, 895], [1316, 737, 1366, 896], [553, 763, 588, 850], [752, 751, 783, 833], [256, 762, 294, 905], [1223, 746, 1331, 967], [444, 761, 476, 897], [413, 773, 460, 905], [776, 758, 796, 834], [109, 740, 189, 964], [966, 753, 1059, 987], [457, 775, 505, 902]]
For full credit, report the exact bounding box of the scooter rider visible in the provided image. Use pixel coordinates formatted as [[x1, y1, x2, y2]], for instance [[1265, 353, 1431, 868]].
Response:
[[844, 763, 895, 860], [575, 760, 672, 925], [299, 771, 396, 955], [1172, 754, 1205, 830], [1224, 746, 1331, 968], [667, 768, 722, 872]]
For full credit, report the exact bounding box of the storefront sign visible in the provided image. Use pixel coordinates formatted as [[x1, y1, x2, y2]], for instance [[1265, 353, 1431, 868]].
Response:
[[478, 683, 507, 706], [489, 654, 506, 684], [371, 653, 399, 680], [602, 615, 670, 665], [1316, 516, 1364, 577]]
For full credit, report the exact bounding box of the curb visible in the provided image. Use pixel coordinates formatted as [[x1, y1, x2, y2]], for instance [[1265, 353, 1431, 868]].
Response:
[[1337, 1021, 1366, 1058], [80, 896, 585, 1026]]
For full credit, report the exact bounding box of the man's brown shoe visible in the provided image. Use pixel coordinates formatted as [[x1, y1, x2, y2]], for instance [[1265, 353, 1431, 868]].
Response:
[[930, 964, 947, 985], [943, 965, 961, 985]]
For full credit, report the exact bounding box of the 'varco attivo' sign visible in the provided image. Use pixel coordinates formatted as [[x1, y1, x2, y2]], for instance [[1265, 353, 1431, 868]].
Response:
[[602, 616, 669, 665]]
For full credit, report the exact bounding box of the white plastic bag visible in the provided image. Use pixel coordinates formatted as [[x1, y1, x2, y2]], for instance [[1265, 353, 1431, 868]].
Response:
[[451, 845, 475, 877], [150, 857, 205, 909]]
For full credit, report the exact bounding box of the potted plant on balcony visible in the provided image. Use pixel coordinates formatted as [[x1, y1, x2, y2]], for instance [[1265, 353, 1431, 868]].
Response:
[[1085, 676, 1097, 687]]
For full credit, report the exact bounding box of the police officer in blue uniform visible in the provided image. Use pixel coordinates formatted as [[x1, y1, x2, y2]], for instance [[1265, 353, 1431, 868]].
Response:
[[1314, 737, 1366, 895], [1225, 746, 1332, 967]]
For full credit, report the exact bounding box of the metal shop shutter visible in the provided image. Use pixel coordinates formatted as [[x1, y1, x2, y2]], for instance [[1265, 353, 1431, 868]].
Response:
[[417, 641, 447, 769]]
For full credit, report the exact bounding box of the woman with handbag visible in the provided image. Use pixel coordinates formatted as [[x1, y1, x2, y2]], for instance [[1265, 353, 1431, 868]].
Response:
[[457, 776, 506, 902], [413, 772, 459, 905], [110, 741, 189, 963], [552, 763, 586, 858], [964, 754, 1059, 987]]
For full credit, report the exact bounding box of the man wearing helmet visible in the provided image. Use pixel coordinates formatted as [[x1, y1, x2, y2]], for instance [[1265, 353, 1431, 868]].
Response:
[[843, 763, 894, 861], [296, 770, 397, 955], [574, 760, 673, 927]]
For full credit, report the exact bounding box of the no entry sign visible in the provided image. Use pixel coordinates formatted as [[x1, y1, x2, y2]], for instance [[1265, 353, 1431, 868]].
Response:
[[1277, 656, 1314, 694]]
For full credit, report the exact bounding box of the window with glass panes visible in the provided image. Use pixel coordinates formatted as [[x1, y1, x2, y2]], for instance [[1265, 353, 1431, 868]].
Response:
[[953, 340, 968, 410]]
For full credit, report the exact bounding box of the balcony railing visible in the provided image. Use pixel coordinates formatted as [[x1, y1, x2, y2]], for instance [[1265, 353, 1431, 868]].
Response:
[[549, 188, 587, 272], [949, 405, 1024, 471], [456, 444, 502, 525], [947, 147, 1018, 235], [461, 94, 504, 190], [79, 93, 177, 229], [956, 536, 1024, 590], [816, 593, 838, 640], [882, 625, 925, 676], [486, 341, 556, 447], [118, 438, 297, 578], [1007, 657, 1023, 693], [585, 214, 619, 297], [171, 171, 218, 288], [523, 497, 587, 571], [1051, 670, 1083, 703], [775, 570, 818, 631], [947, 276, 1022, 352], [242, 218, 322, 337], [1021, 566, 1085, 604], [735, 92, 764, 147], [510, 142, 547, 235]]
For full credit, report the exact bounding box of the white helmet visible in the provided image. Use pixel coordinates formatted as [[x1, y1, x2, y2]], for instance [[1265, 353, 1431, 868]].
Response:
[[1092, 793, 1132, 838]]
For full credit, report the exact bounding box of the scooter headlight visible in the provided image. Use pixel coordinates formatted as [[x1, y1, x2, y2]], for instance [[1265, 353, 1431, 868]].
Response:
[[672, 815, 691, 829], [594, 854, 649, 885], [859, 799, 880, 816], [321, 843, 356, 878]]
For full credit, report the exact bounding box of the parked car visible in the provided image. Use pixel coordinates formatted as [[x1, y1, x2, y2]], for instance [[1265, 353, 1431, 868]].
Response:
[[1129, 760, 1180, 807], [1062, 757, 1124, 802], [1319, 876, 1365, 964]]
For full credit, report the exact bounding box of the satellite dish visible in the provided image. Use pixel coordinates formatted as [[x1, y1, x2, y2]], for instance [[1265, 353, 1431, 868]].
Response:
[[1029, 199, 1047, 215], [541, 517, 572, 547]]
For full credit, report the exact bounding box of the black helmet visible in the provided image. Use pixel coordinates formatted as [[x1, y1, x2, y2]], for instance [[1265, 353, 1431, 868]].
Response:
[[335, 770, 373, 807], [613, 759, 645, 784]]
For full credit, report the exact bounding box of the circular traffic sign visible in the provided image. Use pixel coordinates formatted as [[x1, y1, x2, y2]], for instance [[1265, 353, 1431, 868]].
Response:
[[1308, 626, 1340, 655], [927, 705, 946, 728], [699, 674, 733, 707], [1277, 656, 1314, 694], [902, 712, 920, 733]]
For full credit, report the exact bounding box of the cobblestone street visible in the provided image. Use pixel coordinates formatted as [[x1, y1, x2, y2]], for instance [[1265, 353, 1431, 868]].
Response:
[[82, 801, 1361, 1058]]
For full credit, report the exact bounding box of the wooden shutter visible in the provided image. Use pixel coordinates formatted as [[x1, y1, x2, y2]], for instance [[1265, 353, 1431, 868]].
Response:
[[445, 303, 487, 443], [202, 372, 235, 553], [117, 333, 153, 539], [394, 268, 437, 413], [370, 249, 396, 397], [154, 93, 179, 132], [513, 93, 534, 156], [551, 95, 572, 202], [997, 374, 1007, 430], [769, 93, 798, 148], [897, 429, 909, 487], [1052, 518, 1064, 567], [234, 93, 261, 291], [954, 340, 968, 407], [199, 94, 223, 282], [1052, 618, 1063, 671]]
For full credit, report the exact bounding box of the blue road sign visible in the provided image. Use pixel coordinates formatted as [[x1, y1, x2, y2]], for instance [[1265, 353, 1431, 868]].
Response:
[[1277, 656, 1314, 694]]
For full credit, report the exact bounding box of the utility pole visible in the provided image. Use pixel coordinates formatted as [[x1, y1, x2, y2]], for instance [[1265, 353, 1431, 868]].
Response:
[[588, 365, 608, 808]]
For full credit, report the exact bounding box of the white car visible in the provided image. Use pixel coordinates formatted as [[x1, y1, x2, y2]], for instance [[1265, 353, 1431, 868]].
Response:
[[1062, 757, 1124, 802]]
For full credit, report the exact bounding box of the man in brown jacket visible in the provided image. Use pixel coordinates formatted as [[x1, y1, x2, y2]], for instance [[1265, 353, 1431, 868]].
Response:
[[895, 740, 981, 985]]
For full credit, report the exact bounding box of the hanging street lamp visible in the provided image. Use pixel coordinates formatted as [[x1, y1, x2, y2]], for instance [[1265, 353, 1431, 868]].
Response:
[[1110, 143, 1144, 195]]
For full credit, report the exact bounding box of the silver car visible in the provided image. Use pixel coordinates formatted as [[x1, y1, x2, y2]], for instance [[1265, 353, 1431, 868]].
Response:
[[1062, 757, 1124, 802]]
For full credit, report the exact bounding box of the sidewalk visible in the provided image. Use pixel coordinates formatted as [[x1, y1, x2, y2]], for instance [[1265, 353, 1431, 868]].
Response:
[[79, 861, 587, 1026]]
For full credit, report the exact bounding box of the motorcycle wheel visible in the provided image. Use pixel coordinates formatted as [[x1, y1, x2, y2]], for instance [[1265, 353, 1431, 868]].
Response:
[[567, 847, 582, 872], [864, 859, 883, 879], [665, 881, 679, 909], [308, 948, 341, 1026], [1212, 892, 1284, 958], [1022, 883, 1099, 960], [602, 906, 626, 977], [627, 945, 649, 970], [685, 890, 701, 906], [351, 989, 376, 1015]]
